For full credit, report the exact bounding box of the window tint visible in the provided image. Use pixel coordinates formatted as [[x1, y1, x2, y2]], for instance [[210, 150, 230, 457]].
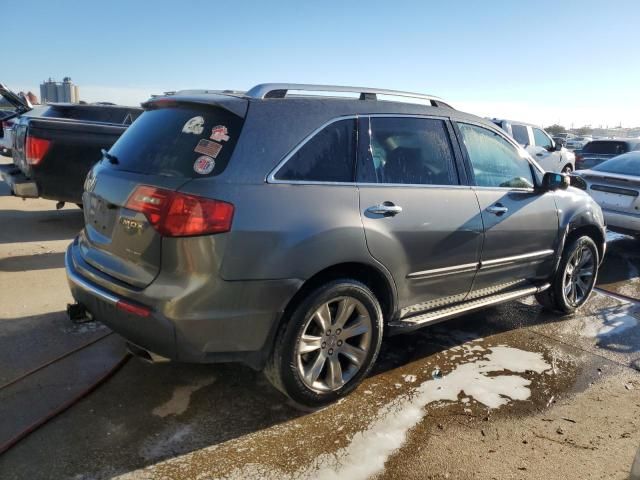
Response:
[[511, 124, 529, 146], [275, 119, 356, 182], [109, 105, 243, 177], [582, 141, 629, 155], [533, 128, 552, 149], [357, 117, 458, 185], [457, 123, 534, 189]]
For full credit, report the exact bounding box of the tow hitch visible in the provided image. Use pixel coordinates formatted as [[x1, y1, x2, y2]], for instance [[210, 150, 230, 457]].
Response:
[[66, 303, 93, 323]]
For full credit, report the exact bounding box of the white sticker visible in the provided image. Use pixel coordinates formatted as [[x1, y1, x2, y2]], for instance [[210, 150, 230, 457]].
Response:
[[182, 116, 205, 135], [193, 155, 215, 175]]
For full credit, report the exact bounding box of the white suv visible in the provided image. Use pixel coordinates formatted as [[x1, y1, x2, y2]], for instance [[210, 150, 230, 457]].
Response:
[[491, 119, 576, 173]]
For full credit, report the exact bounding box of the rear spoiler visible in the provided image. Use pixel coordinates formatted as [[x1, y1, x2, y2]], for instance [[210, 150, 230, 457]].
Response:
[[0, 83, 32, 113], [142, 92, 248, 118]]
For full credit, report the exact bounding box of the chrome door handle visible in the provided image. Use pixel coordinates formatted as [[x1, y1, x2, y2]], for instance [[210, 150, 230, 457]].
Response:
[[366, 203, 403, 216], [487, 205, 508, 215]]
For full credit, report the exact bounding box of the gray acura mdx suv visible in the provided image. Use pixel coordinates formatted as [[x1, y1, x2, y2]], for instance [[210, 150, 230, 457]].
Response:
[[66, 83, 606, 407]]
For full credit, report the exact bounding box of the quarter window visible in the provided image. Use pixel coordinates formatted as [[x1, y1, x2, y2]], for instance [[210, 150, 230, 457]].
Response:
[[533, 128, 553, 150], [357, 117, 458, 185], [511, 124, 529, 146], [457, 123, 534, 189], [275, 119, 356, 182]]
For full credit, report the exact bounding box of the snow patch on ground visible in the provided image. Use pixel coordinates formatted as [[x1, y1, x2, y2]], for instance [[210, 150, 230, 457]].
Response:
[[579, 308, 639, 338], [223, 345, 551, 480]]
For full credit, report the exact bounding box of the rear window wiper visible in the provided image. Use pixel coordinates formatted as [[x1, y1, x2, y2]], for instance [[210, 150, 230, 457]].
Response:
[[101, 149, 119, 165]]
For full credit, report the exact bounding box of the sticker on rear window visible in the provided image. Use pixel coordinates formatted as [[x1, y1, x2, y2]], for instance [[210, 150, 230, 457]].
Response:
[[182, 116, 205, 135], [194, 139, 222, 158], [210, 125, 230, 142], [193, 155, 216, 175]]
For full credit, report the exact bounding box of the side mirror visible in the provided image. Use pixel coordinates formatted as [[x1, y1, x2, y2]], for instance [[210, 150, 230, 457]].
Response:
[[569, 174, 588, 191], [554, 141, 563, 151], [542, 172, 570, 191]]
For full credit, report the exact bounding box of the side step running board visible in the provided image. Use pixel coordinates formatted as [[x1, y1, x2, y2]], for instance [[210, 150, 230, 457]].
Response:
[[388, 283, 550, 334]]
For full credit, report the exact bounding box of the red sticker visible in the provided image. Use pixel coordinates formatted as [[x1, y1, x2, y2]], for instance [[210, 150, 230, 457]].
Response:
[[194, 139, 222, 158], [193, 155, 215, 175], [210, 125, 230, 142]]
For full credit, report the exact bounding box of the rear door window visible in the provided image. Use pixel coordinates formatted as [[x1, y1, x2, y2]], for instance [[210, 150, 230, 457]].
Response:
[[108, 104, 243, 177], [511, 124, 529, 146], [457, 123, 534, 189], [357, 117, 459, 185], [274, 119, 356, 182], [532, 128, 553, 150]]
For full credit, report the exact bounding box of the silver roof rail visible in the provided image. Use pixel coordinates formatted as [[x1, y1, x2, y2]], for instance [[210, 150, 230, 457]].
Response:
[[245, 83, 452, 107]]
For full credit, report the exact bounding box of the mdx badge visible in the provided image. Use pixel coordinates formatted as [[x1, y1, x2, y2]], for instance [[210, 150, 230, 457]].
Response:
[[120, 217, 144, 234]]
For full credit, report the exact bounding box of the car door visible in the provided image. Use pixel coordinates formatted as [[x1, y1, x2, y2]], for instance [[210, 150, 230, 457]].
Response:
[[455, 122, 560, 297], [531, 127, 561, 172], [357, 116, 483, 316]]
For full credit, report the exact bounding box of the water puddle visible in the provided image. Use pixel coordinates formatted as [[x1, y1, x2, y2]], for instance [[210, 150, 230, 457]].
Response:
[[152, 376, 216, 418]]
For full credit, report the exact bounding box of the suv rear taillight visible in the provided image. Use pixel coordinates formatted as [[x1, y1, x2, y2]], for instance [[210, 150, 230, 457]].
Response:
[[125, 185, 234, 237], [575, 153, 584, 169], [2, 120, 13, 130], [26, 136, 52, 166]]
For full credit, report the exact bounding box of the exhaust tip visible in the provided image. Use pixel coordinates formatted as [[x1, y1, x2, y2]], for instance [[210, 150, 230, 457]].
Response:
[[126, 342, 170, 363]]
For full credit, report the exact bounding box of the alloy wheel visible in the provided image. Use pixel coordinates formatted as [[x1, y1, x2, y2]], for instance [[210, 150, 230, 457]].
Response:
[[562, 245, 595, 306], [296, 296, 372, 393]]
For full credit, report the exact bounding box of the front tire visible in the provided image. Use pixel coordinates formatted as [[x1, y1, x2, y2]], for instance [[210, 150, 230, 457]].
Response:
[[536, 235, 599, 313], [264, 279, 383, 409]]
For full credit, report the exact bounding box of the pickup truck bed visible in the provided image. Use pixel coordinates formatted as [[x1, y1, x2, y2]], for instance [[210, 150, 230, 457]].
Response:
[[0, 102, 141, 204]]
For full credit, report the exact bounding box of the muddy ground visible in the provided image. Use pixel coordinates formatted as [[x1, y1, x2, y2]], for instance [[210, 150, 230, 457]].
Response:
[[0, 154, 639, 479]]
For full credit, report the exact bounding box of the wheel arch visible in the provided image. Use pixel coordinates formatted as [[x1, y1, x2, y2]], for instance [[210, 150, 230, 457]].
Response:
[[281, 262, 398, 326], [563, 223, 606, 264]]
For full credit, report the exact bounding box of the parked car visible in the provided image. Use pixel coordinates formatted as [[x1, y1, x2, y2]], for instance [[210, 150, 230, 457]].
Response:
[[566, 135, 592, 150], [491, 119, 575, 173], [575, 138, 640, 170], [0, 84, 33, 156], [0, 96, 141, 206], [552, 136, 566, 147], [66, 83, 606, 408], [575, 151, 640, 237], [554, 132, 574, 141]]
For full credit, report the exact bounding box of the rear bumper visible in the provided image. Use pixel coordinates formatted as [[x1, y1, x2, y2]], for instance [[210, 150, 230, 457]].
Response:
[[603, 208, 640, 235], [0, 163, 38, 198], [65, 241, 302, 369]]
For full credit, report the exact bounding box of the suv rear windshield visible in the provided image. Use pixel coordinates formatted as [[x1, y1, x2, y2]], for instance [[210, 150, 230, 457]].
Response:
[[582, 141, 629, 155], [108, 104, 243, 177]]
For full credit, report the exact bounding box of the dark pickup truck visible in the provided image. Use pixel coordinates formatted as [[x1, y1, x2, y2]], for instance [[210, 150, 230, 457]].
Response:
[[0, 85, 141, 206]]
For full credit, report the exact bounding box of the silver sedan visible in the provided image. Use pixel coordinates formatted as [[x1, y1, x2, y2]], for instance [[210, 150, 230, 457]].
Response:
[[575, 151, 640, 237]]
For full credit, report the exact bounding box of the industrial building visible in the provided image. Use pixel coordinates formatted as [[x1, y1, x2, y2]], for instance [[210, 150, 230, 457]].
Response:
[[39, 77, 80, 103]]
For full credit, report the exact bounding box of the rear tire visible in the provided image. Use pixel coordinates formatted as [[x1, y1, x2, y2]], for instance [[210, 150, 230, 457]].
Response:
[[264, 279, 383, 409], [536, 235, 599, 313], [562, 164, 574, 173]]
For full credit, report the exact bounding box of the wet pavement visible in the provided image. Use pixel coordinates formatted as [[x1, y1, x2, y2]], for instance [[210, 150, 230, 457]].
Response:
[[0, 159, 639, 479]]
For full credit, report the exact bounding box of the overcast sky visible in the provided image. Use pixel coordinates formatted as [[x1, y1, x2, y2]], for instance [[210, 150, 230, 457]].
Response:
[[5, 0, 639, 128]]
